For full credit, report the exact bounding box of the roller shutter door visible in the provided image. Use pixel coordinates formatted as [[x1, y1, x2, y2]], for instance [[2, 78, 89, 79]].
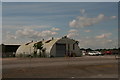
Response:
[[56, 43, 66, 57]]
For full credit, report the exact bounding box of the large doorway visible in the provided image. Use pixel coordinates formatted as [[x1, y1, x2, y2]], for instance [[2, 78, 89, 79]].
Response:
[[56, 43, 66, 57]]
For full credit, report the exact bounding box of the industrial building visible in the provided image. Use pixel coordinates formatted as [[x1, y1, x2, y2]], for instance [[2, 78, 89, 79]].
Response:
[[16, 36, 81, 57], [1, 44, 20, 57]]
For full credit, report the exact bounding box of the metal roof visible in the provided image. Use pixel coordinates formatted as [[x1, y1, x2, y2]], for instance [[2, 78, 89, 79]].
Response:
[[16, 38, 60, 55]]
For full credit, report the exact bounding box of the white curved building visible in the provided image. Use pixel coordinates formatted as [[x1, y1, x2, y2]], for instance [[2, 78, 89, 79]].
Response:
[[16, 36, 82, 57]]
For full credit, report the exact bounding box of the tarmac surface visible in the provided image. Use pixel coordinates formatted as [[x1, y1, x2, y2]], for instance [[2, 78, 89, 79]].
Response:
[[2, 55, 119, 78]]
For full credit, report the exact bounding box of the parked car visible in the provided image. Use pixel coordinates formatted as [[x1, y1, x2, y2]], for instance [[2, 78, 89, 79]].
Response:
[[88, 51, 96, 56], [104, 51, 112, 55], [82, 50, 86, 56], [95, 51, 103, 55], [88, 51, 102, 56]]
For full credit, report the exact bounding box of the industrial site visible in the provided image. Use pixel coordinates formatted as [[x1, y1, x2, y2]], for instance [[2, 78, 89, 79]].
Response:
[[1, 2, 119, 79], [1, 36, 119, 78]]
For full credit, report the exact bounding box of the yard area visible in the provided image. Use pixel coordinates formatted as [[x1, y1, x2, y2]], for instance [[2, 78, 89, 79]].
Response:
[[2, 55, 118, 78]]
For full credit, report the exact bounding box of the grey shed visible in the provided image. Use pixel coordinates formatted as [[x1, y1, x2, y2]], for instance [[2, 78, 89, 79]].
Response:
[[16, 36, 81, 57]]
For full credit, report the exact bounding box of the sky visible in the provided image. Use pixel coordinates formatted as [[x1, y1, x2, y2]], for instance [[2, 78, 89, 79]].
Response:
[[2, 2, 118, 49]]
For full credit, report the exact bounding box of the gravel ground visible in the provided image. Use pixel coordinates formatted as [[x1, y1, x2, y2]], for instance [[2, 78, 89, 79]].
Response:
[[2, 55, 118, 78]]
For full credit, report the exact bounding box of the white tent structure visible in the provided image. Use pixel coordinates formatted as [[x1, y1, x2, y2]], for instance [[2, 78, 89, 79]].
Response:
[[16, 36, 82, 57]]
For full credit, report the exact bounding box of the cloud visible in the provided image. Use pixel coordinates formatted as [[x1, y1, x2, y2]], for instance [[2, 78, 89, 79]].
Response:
[[110, 16, 117, 19], [84, 30, 91, 32], [51, 27, 60, 31], [67, 33, 79, 38], [67, 29, 79, 38], [69, 13, 116, 28], [95, 33, 112, 39], [40, 30, 58, 37], [16, 28, 58, 39], [69, 20, 77, 27], [69, 14, 104, 28], [3, 25, 58, 44], [78, 37, 116, 49], [68, 29, 78, 33], [6, 32, 17, 40], [80, 9, 85, 15], [80, 9, 87, 17], [3, 31, 18, 44], [16, 28, 35, 38]]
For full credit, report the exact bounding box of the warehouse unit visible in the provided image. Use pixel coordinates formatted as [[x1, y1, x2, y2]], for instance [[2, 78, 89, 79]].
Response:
[[16, 36, 81, 57]]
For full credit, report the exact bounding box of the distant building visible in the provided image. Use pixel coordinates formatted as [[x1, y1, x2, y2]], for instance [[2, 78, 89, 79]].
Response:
[[1, 44, 20, 57], [16, 36, 82, 57]]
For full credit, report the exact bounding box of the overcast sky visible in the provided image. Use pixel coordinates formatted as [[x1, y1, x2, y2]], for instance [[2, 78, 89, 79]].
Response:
[[2, 2, 118, 49]]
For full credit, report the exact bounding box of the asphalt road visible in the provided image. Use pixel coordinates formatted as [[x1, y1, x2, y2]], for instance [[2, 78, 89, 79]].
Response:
[[2, 55, 119, 78]]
